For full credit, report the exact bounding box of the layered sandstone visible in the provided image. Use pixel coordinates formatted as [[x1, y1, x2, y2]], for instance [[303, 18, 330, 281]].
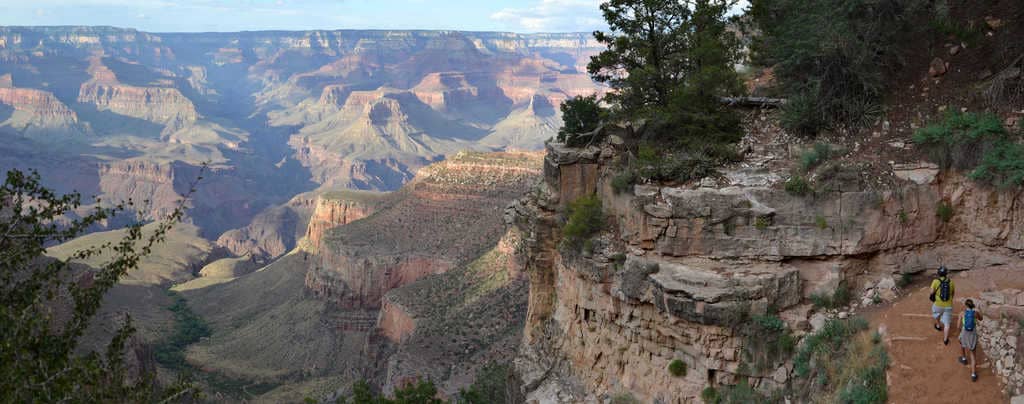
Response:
[[0, 74, 79, 131], [513, 126, 1024, 403], [77, 57, 198, 129], [305, 151, 543, 310], [305, 190, 386, 250]]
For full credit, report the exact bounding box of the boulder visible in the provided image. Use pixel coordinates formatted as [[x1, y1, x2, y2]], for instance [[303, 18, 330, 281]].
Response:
[[929, 58, 948, 77]]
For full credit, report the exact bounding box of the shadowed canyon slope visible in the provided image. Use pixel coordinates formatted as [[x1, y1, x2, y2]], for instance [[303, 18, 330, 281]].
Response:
[[0, 26, 603, 237]]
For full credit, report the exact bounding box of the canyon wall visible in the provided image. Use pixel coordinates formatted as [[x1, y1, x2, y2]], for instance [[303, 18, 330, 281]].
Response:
[[513, 126, 1024, 403]]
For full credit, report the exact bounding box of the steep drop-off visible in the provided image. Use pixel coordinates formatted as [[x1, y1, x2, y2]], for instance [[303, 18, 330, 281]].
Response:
[[512, 125, 1024, 403]]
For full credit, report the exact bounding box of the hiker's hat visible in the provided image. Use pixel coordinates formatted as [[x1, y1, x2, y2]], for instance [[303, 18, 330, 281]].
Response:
[[938, 266, 948, 276]]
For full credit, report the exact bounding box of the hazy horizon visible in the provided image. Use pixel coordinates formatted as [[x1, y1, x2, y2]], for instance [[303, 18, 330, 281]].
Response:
[[0, 0, 748, 34]]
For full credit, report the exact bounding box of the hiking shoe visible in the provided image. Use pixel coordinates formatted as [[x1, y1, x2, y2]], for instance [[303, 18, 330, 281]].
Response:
[[944, 338, 949, 345], [959, 356, 968, 365], [934, 324, 943, 331], [971, 372, 978, 382]]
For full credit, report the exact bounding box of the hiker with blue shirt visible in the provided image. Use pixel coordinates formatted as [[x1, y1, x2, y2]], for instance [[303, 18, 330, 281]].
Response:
[[958, 298, 983, 382], [930, 266, 955, 345]]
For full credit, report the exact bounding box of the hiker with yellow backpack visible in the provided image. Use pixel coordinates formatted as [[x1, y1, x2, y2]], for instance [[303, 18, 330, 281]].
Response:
[[929, 266, 955, 345]]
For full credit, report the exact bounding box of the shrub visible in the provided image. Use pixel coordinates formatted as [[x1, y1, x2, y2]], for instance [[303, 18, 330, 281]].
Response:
[[897, 273, 913, 288], [914, 111, 1007, 170], [636, 141, 733, 184], [936, 202, 954, 222], [459, 362, 523, 404], [816, 215, 828, 229], [701, 386, 720, 404], [557, 95, 606, 147], [611, 170, 637, 194], [668, 359, 687, 377], [794, 317, 870, 378], [154, 291, 212, 369], [741, 315, 797, 372], [897, 209, 908, 224], [754, 216, 771, 231], [810, 281, 853, 310], [560, 194, 605, 253], [748, 0, 928, 135], [800, 143, 835, 171], [610, 393, 640, 404], [785, 175, 812, 196]]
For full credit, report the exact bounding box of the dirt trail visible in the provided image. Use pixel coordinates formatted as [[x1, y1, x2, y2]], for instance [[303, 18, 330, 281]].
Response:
[[871, 266, 1024, 404]]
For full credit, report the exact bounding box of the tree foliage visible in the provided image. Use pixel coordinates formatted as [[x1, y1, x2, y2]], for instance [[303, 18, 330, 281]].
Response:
[[557, 95, 608, 146], [748, 0, 929, 135], [0, 168, 200, 403], [339, 379, 443, 404]]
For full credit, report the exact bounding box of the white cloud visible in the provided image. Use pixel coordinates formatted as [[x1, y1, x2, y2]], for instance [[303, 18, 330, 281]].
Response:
[[490, 0, 604, 33]]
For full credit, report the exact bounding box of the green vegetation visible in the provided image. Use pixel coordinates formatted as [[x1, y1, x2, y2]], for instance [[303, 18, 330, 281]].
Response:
[[748, 0, 929, 135], [0, 168, 198, 402], [610, 169, 638, 194], [897, 209, 909, 224], [588, 0, 744, 182], [701, 378, 779, 404], [811, 281, 853, 310], [742, 314, 797, 372], [154, 291, 212, 369], [668, 359, 688, 377], [459, 363, 523, 404], [560, 194, 605, 254], [793, 317, 889, 403], [800, 143, 836, 171], [784, 175, 812, 196], [897, 273, 913, 288], [557, 94, 608, 147], [915, 111, 1024, 188], [754, 216, 771, 231], [339, 379, 443, 404], [936, 202, 954, 222], [815, 215, 829, 230], [610, 392, 640, 404]]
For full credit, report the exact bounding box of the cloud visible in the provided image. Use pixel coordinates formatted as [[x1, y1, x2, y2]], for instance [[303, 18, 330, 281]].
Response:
[[490, 0, 605, 33]]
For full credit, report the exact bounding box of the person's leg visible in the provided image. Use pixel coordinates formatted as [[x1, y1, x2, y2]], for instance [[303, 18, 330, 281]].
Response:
[[960, 346, 968, 364], [970, 348, 977, 380], [942, 309, 951, 344], [933, 305, 943, 331]]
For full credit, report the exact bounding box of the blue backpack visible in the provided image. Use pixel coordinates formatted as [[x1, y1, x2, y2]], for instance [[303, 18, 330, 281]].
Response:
[[964, 309, 976, 332]]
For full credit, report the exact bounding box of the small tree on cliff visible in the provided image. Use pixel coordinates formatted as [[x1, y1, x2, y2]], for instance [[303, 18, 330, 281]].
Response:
[[588, 0, 744, 179], [0, 168, 199, 402]]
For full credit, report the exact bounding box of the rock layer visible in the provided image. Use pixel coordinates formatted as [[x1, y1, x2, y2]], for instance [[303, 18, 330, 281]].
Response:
[[513, 128, 1024, 403]]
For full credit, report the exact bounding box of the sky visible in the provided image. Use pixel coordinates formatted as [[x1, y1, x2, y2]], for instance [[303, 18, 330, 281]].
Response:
[[0, 0, 748, 33]]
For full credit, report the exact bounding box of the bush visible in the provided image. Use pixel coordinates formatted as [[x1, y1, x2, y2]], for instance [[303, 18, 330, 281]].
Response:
[[896, 273, 913, 288], [154, 291, 212, 369], [459, 363, 523, 404], [815, 215, 828, 230], [635, 140, 735, 185], [560, 194, 605, 253], [810, 281, 853, 310], [611, 170, 637, 194], [610, 393, 640, 404], [785, 175, 812, 196], [754, 215, 771, 231], [936, 202, 954, 222], [668, 359, 687, 377], [794, 317, 870, 378], [701, 386, 720, 404], [800, 143, 835, 171], [749, 0, 928, 135], [915, 111, 1024, 188], [741, 315, 796, 372], [557, 95, 606, 147]]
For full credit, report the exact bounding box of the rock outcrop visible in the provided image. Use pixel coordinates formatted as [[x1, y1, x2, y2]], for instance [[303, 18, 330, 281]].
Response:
[[305, 190, 386, 251], [305, 151, 543, 310], [512, 126, 1024, 403]]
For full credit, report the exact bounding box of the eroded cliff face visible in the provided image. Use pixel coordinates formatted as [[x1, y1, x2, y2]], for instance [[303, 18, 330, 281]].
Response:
[[305, 151, 543, 311], [513, 126, 1024, 403]]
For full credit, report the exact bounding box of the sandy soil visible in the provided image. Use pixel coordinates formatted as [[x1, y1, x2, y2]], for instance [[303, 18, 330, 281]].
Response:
[[870, 265, 1024, 404]]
